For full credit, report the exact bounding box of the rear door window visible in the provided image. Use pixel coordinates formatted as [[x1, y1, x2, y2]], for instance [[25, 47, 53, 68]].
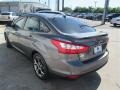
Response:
[[14, 17, 26, 29], [39, 21, 50, 33], [24, 17, 50, 33], [24, 17, 39, 32]]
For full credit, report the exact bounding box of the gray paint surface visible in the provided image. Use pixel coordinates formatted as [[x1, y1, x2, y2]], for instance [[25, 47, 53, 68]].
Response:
[[0, 21, 120, 90]]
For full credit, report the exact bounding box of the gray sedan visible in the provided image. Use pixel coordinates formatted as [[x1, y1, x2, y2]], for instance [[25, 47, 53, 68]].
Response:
[[4, 11, 109, 80]]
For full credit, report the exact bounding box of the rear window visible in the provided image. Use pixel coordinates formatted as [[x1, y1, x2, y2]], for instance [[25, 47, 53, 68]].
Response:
[[49, 17, 95, 34], [1, 13, 11, 15]]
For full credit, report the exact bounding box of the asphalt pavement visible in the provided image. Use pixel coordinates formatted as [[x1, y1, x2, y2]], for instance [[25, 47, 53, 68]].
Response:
[[0, 22, 120, 90]]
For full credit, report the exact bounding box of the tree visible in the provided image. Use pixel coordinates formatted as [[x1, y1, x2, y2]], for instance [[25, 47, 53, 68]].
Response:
[[88, 7, 94, 13], [94, 7, 104, 13], [73, 7, 120, 13], [73, 7, 80, 13], [73, 7, 89, 13], [110, 7, 120, 13], [63, 7, 73, 13]]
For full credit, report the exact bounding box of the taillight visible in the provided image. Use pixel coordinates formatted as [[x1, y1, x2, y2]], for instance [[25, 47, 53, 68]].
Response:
[[51, 39, 89, 54]]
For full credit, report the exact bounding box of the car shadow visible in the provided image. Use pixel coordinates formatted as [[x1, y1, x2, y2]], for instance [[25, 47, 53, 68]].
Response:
[[0, 22, 6, 25], [0, 43, 101, 90], [45, 72, 101, 90], [110, 25, 120, 28], [93, 24, 104, 27]]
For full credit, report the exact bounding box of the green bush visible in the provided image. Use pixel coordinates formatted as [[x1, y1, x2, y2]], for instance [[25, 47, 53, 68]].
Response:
[[63, 7, 120, 13]]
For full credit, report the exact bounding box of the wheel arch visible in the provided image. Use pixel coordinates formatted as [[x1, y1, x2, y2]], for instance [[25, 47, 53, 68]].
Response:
[[31, 50, 39, 59], [31, 50, 46, 61]]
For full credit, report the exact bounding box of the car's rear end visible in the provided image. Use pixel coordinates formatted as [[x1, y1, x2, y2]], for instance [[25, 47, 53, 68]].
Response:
[[44, 15, 109, 79], [48, 33, 108, 79], [0, 12, 11, 21], [111, 17, 120, 26], [0, 12, 18, 22]]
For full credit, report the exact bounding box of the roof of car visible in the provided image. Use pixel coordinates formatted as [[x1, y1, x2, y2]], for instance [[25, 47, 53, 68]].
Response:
[[21, 11, 83, 25], [22, 11, 70, 20]]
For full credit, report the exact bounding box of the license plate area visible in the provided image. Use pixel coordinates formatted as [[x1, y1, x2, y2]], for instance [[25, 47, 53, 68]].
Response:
[[94, 45, 102, 54]]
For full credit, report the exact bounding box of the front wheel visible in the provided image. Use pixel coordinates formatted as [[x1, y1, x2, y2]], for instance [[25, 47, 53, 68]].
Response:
[[33, 53, 49, 80], [113, 23, 117, 27]]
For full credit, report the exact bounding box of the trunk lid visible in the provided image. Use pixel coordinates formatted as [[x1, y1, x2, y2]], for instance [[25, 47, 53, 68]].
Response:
[[62, 31, 107, 39], [63, 31, 108, 62]]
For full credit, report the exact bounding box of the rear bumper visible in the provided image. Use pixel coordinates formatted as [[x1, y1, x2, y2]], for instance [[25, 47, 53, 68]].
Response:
[[50, 51, 108, 77], [111, 20, 120, 25], [70, 51, 108, 75], [0, 19, 12, 22]]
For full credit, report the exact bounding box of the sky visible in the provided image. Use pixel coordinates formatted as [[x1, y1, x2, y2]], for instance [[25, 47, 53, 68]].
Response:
[[49, 0, 120, 10], [0, 0, 120, 10]]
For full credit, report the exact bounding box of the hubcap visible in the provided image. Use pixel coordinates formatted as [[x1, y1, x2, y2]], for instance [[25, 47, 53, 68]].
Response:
[[33, 56, 46, 77]]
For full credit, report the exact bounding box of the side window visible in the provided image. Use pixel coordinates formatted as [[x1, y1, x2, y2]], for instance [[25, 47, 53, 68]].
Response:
[[24, 17, 39, 32], [15, 17, 26, 29], [40, 21, 50, 33]]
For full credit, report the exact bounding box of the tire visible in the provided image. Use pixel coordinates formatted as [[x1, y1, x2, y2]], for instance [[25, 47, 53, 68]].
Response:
[[33, 53, 49, 80], [113, 23, 117, 27], [5, 35, 12, 48]]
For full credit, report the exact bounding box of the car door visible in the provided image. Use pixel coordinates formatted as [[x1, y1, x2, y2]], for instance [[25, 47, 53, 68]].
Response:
[[8, 17, 26, 48], [16, 17, 40, 55]]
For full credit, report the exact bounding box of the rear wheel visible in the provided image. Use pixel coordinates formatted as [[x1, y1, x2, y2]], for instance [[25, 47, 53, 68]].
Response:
[[33, 53, 49, 80]]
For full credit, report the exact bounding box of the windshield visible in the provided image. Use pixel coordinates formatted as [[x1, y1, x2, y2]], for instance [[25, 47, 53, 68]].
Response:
[[49, 17, 95, 34]]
